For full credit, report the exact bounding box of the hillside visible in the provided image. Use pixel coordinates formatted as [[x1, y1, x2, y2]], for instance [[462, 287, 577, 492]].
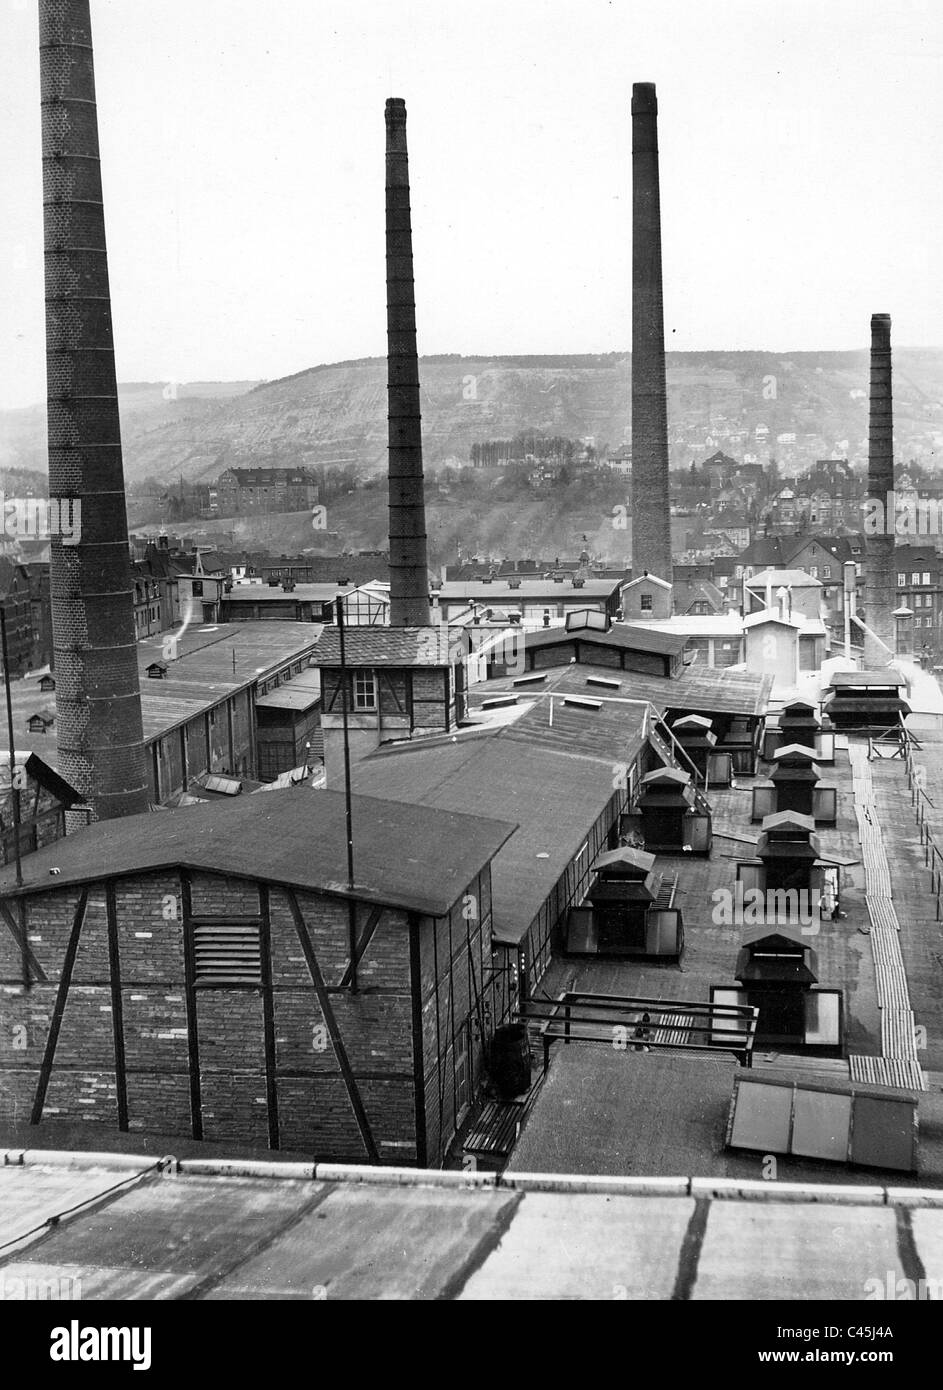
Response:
[[3, 350, 943, 489]]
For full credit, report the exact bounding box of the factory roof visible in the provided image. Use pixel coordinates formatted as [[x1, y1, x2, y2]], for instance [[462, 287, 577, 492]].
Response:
[[351, 729, 638, 945], [477, 661, 772, 719], [0, 623, 326, 759], [310, 626, 462, 666], [436, 578, 620, 600], [520, 622, 689, 657], [134, 623, 325, 742], [3, 1150, 941, 1301], [254, 666, 322, 711], [0, 789, 515, 919], [222, 583, 356, 603]]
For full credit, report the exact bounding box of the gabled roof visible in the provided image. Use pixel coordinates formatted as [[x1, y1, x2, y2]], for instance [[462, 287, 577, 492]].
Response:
[[0, 790, 515, 920], [747, 569, 823, 589], [641, 766, 691, 787], [349, 734, 625, 946], [772, 743, 819, 762], [310, 627, 464, 667], [622, 573, 672, 591], [740, 922, 815, 949], [594, 846, 656, 874], [743, 611, 803, 631], [761, 810, 816, 833], [0, 752, 81, 809], [781, 699, 818, 716], [520, 623, 688, 658], [671, 714, 713, 732]]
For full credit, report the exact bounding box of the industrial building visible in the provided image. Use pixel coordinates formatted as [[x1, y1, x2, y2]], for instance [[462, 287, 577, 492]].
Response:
[[0, 790, 513, 1165]]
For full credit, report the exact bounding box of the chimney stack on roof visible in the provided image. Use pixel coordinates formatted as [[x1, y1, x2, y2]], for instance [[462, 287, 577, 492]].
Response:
[[631, 82, 672, 586], [864, 313, 895, 667], [385, 97, 431, 627], [39, 0, 148, 819]]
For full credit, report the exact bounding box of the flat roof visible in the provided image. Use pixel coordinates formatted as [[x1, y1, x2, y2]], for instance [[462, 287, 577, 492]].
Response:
[[829, 670, 905, 688], [0, 789, 516, 919], [1, 1151, 938, 1300], [437, 579, 620, 600], [223, 583, 355, 603], [350, 732, 629, 945], [478, 661, 772, 719], [629, 615, 744, 636]]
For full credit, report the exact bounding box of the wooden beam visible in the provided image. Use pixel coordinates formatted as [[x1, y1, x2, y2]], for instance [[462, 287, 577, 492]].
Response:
[[0, 897, 46, 985], [180, 869, 203, 1140], [105, 882, 129, 1131], [378, 671, 405, 716], [408, 914, 428, 1167], [30, 887, 88, 1125], [286, 888, 380, 1164], [259, 884, 280, 1149], [337, 903, 384, 989]]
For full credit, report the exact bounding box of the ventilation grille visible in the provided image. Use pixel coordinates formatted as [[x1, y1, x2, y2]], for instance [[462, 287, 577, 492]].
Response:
[[193, 920, 262, 986]]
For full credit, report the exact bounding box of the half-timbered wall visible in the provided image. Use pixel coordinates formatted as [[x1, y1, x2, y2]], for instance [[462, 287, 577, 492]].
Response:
[[0, 865, 494, 1164]]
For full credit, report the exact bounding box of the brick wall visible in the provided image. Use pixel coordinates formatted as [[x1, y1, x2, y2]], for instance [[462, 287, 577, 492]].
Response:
[[0, 866, 446, 1161]]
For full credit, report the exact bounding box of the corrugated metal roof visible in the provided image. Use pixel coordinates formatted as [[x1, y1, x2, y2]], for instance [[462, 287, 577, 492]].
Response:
[[0, 789, 516, 919]]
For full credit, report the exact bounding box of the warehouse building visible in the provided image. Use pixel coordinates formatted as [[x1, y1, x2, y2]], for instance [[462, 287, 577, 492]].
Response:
[[0, 790, 513, 1165]]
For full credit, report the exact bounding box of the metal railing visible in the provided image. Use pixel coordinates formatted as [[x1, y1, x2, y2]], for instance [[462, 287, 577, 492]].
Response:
[[902, 738, 943, 922]]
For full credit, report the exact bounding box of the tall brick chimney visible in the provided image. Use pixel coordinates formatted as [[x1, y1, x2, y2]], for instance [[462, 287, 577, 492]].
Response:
[[631, 82, 672, 584], [40, 0, 149, 818], [863, 313, 895, 667], [385, 97, 431, 627]]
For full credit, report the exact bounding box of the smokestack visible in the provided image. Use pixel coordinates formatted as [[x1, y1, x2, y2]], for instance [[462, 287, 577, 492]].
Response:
[[40, 0, 148, 818], [631, 82, 672, 585], [864, 313, 895, 667], [385, 97, 431, 627]]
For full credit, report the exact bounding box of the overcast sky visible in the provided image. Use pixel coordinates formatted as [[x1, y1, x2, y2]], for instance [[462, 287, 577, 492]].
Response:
[[1, 0, 940, 408]]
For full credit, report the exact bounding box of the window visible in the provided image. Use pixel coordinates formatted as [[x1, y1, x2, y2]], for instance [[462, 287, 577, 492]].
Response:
[[823, 567, 831, 579], [809, 567, 818, 578], [912, 573, 921, 586], [354, 671, 377, 710], [898, 573, 906, 587], [924, 572, 932, 586], [640, 593, 653, 612]]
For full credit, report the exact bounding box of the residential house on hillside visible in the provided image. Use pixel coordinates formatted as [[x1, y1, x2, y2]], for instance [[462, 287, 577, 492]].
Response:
[[214, 467, 320, 515]]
